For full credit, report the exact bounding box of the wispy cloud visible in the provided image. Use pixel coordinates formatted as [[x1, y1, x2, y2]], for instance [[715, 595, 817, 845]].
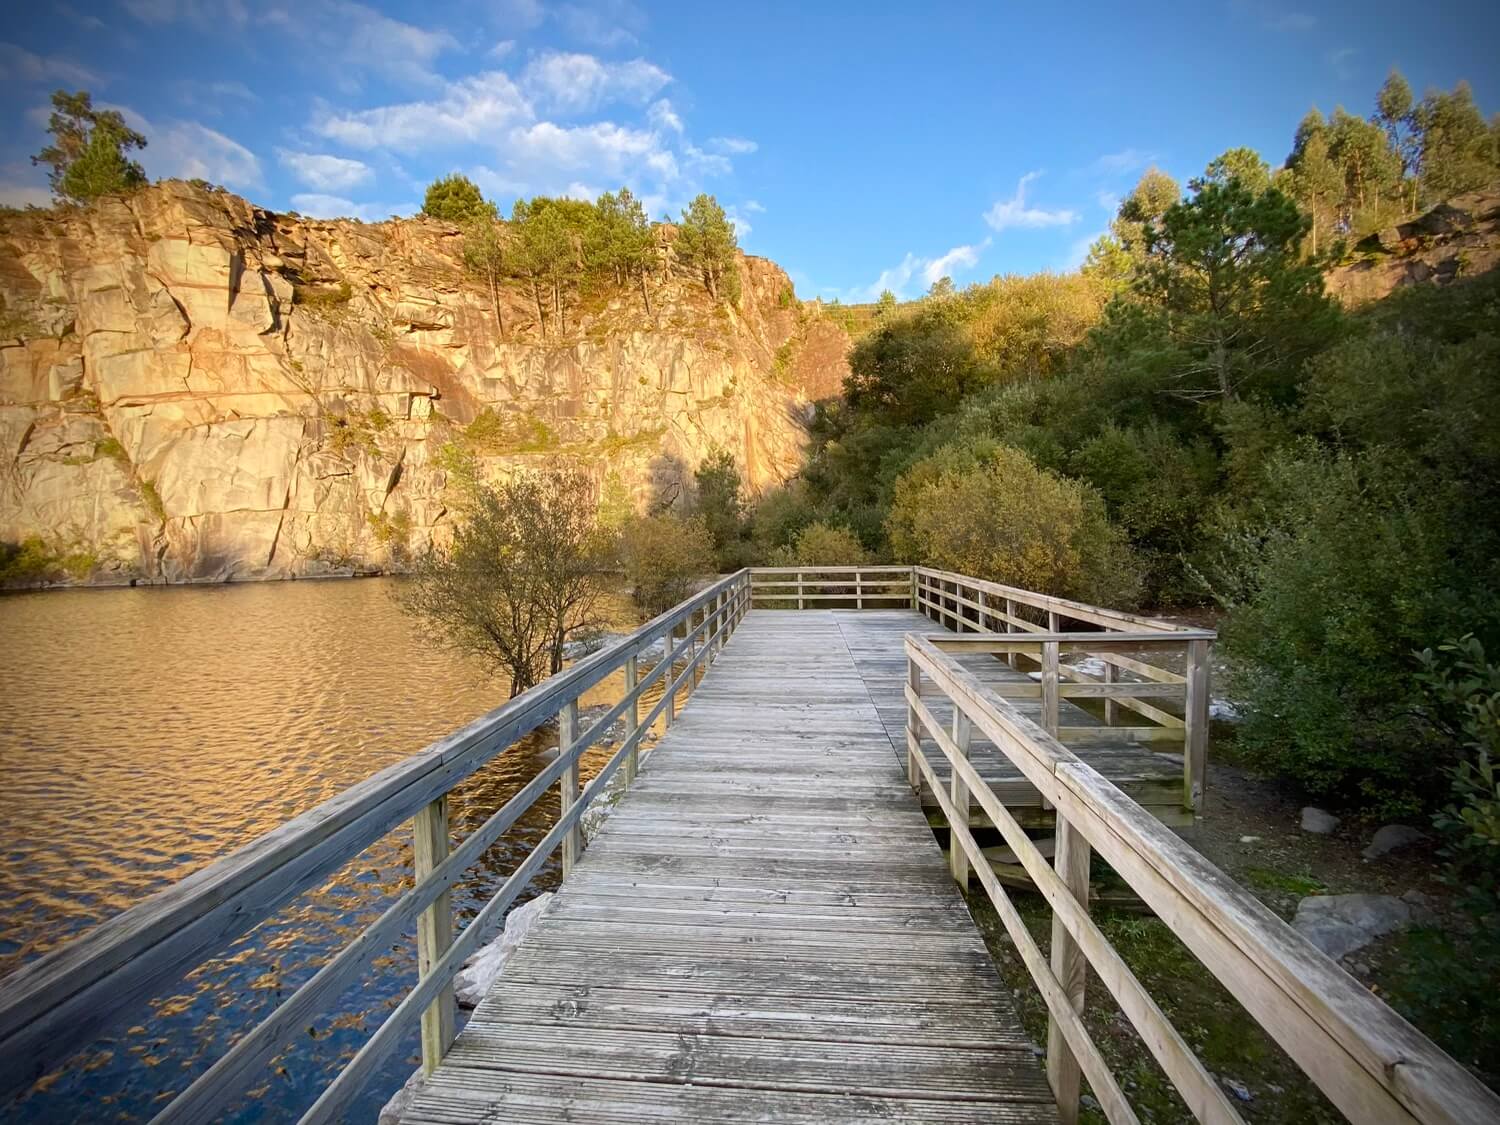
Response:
[[278, 149, 371, 192], [648, 98, 682, 134], [312, 71, 531, 151], [983, 172, 1078, 232], [0, 42, 100, 86], [520, 51, 670, 116], [707, 136, 757, 155], [1234, 2, 1315, 32], [855, 238, 990, 300], [289, 192, 418, 221], [133, 116, 265, 190], [1326, 46, 1358, 80], [555, 0, 646, 48], [1091, 148, 1154, 176]]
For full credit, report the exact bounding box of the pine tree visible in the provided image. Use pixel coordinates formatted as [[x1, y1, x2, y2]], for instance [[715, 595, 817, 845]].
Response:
[[422, 174, 495, 224], [32, 90, 147, 204], [675, 194, 739, 302]]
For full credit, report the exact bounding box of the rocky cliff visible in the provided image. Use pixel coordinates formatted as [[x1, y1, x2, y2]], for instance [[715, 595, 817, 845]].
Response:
[[0, 182, 850, 585], [1326, 183, 1500, 304]]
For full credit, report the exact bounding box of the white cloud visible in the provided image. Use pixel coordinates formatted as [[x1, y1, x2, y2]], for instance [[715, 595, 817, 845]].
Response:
[[983, 172, 1079, 232], [725, 207, 752, 241], [56, 4, 108, 31], [743, 199, 765, 214], [648, 98, 682, 134], [0, 43, 100, 86], [488, 39, 516, 59], [854, 238, 990, 301], [1327, 46, 1358, 79], [336, 1, 458, 87], [289, 192, 416, 221], [151, 120, 264, 190], [278, 150, 372, 192], [923, 238, 990, 285], [1095, 189, 1120, 212], [682, 144, 731, 177], [556, 0, 645, 48], [707, 136, 757, 155], [313, 71, 531, 151], [520, 52, 670, 116], [510, 120, 671, 181], [1092, 149, 1154, 176]]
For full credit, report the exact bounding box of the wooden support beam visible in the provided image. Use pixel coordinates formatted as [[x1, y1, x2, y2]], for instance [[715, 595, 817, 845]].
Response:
[[1047, 820, 1091, 1122], [950, 708, 973, 886], [559, 699, 580, 877], [1184, 638, 1210, 815], [412, 797, 455, 1076]]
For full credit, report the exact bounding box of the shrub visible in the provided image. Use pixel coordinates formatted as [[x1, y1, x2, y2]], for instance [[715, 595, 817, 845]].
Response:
[[620, 514, 716, 616], [421, 174, 496, 225], [887, 443, 1141, 606], [774, 522, 870, 567], [1213, 447, 1486, 811]]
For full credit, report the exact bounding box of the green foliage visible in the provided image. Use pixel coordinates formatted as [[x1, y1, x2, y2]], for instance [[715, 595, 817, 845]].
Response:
[[325, 410, 385, 459], [0, 537, 96, 584], [887, 443, 1141, 606], [421, 174, 496, 224], [292, 280, 354, 309], [139, 479, 166, 522], [367, 509, 412, 548], [400, 469, 613, 696], [462, 408, 557, 454], [691, 450, 750, 570], [619, 513, 716, 616], [774, 522, 870, 567], [32, 90, 147, 204], [675, 193, 739, 302]]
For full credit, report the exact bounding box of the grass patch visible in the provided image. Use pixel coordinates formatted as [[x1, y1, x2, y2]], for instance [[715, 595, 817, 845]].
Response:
[[139, 479, 167, 522], [1242, 866, 1327, 897], [291, 280, 353, 308], [0, 537, 97, 583], [325, 410, 388, 459]]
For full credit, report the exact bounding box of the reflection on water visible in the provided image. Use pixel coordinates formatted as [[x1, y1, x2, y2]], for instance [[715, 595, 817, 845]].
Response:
[[0, 577, 653, 1122]]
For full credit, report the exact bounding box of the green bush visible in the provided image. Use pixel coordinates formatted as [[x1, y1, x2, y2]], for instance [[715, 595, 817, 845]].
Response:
[[887, 442, 1141, 607], [620, 514, 716, 616], [771, 522, 870, 567]]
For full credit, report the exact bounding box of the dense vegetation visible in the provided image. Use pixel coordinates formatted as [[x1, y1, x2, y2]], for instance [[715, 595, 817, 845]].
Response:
[[701, 72, 1500, 840]]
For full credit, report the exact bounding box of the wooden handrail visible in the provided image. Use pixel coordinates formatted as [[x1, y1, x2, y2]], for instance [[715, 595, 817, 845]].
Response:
[[0, 570, 753, 1114], [904, 633, 1500, 1125], [914, 566, 1194, 634]]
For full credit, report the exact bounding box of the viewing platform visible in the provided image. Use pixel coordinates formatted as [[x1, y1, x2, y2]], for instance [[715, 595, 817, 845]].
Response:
[[1, 568, 1496, 1124]]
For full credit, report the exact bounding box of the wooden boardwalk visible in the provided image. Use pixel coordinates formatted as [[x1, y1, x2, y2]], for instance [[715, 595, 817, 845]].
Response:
[[403, 610, 1058, 1124], [837, 611, 1186, 827]]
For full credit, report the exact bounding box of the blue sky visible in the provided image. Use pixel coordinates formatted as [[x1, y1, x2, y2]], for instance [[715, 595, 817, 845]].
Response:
[[2, 1, 1497, 300]]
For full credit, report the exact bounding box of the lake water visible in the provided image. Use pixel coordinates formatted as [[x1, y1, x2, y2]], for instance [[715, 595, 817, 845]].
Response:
[[0, 577, 650, 1122]]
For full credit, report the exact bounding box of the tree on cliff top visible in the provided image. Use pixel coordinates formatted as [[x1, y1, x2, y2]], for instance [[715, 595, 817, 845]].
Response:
[[675, 193, 739, 303], [32, 90, 148, 204], [421, 174, 496, 224], [401, 465, 614, 696]]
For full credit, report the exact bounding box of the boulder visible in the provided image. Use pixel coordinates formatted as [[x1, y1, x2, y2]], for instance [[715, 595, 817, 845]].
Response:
[[1292, 894, 1413, 960], [1300, 807, 1340, 834], [377, 1067, 426, 1125], [453, 891, 554, 1009], [1362, 824, 1427, 860]]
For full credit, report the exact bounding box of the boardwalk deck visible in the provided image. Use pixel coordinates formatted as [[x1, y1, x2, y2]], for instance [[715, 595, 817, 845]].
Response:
[[403, 610, 1058, 1124], [838, 610, 1186, 826]]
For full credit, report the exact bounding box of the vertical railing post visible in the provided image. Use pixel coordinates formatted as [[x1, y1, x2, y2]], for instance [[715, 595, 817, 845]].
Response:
[[909, 567, 917, 610], [1041, 640, 1060, 736], [1005, 598, 1017, 668], [559, 699, 581, 876], [1047, 818, 1091, 1124], [1103, 658, 1117, 727], [905, 656, 922, 793], [665, 621, 678, 730], [856, 568, 863, 610], [797, 568, 805, 610], [1047, 609, 1060, 633], [624, 653, 641, 783], [949, 708, 972, 885], [1184, 638, 1210, 816], [977, 590, 988, 631], [412, 797, 455, 1076]]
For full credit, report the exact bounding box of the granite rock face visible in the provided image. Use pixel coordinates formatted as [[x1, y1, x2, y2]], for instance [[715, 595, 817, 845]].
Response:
[[0, 182, 850, 585], [1326, 183, 1500, 305]]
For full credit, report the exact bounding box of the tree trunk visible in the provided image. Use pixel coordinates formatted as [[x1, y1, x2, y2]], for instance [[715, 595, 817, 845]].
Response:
[[487, 264, 505, 340], [530, 279, 546, 338], [639, 269, 653, 316]]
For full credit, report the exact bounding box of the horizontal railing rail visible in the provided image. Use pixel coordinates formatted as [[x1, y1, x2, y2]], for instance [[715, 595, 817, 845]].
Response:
[[925, 630, 1213, 814], [0, 570, 754, 1120], [915, 566, 1196, 635], [749, 564, 914, 609], [904, 632, 1500, 1125]]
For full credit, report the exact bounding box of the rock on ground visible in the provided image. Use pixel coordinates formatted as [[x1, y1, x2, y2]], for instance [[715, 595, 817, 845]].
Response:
[[1362, 824, 1427, 860], [453, 891, 554, 1008], [377, 1067, 426, 1125], [1292, 894, 1413, 960], [1300, 807, 1340, 834]]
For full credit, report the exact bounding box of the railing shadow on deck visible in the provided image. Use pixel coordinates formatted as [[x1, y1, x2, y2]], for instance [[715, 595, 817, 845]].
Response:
[[904, 632, 1500, 1125], [0, 570, 753, 1123]]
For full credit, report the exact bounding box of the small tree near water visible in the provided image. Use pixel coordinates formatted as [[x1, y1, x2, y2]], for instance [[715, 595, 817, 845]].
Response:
[[400, 464, 614, 696]]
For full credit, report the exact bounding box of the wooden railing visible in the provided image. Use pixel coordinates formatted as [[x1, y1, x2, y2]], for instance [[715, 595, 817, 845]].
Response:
[[904, 633, 1500, 1125], [0, 570, 753, 1121], [748, 564, 913, 608], [916, 567, 1211, 815]]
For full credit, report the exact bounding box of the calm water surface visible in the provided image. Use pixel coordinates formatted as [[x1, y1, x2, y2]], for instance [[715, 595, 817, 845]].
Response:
[[0, 578, 649, 1122]]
